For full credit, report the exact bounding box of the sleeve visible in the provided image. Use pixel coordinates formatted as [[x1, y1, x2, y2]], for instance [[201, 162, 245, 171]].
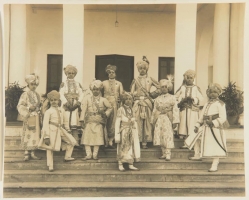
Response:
[[42, 110, 50, 139], [195, 104, 206, 128], [77, 82, 84, 103], [150, 98, 158, 124], [103, 98, 113, 117], [17, 92, 30, 119], [174, 86, 183, 103], [193, 86, 204, 105], [79, 98, 88, 122], [59, 82, 68, 105], [212, 103, 227, 128], [114, 108, 122, 142], [130, 79, 136, 95], [172, 96, 180, 124], [119, 82, 124, 95], [150, 77, 160, 89]]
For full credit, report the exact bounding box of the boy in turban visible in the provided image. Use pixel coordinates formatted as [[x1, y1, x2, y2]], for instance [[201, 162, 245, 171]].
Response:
[[80, 80, 113, 160], [194, 83, 228, 172], [175, 69, 203, 160], [17, 73, 41, 161], [59, 65, 83, 146], [102, 65, 124, 148], [130, 56, 160, 149], [39, 90, 78, 172]]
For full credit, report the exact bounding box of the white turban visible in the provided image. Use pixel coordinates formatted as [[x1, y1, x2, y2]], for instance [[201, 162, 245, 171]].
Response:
[[89, 80, 103, 90], [64, 65, 78, 75], [159, 79, 173, 92], [25, 73, 39, 85]]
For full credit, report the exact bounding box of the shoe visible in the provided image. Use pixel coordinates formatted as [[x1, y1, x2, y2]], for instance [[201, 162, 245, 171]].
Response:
[[93, 156, 99, 160], [129, 165, 139, 171], [48, 167, 54, 172], [30, 154, 42, 160], [208, 168, 218, 172], [64, 157, 75, 162], [108, 145, 116, 149], [142, 145, 148, 149], [188, 156, 202, 161], [180, 145, 188, 149], [159, 155, 166, 159], [23, 155, 30, 161], [74, 145, 82, 149], [165, 156, 171, 161], [82, 156, 92, 161]]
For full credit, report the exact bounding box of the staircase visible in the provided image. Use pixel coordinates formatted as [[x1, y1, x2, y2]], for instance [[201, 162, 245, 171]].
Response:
[[3, 131, 245, 197]]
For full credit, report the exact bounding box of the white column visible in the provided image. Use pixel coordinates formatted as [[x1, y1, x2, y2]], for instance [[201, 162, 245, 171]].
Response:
[[9, 5, 26, 86], [213, 3, 230, 87], [63, 5, 84, 82], [175, 4, 197, 91]]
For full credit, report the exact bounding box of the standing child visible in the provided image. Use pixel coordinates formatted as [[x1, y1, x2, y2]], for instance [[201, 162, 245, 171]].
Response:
[[151, 79, 179, 161], [17, 73, 41, 161], [115, 92, 140, 171], [40, 90, 78, 172], [80, 80, 112, 160], [175, 70, 203, 161], [194, 83, 228, 172]]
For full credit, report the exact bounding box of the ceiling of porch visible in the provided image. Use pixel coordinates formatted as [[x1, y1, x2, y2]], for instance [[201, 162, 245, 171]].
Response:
[[30, 4, 205, 13]]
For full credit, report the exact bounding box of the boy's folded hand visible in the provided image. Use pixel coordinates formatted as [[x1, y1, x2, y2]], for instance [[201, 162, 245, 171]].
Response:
[[44, 138, 50, 146], [194, 127, 199, 133]]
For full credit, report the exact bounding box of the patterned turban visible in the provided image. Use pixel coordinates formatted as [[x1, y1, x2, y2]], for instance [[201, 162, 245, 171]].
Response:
[[106, 65, 117, 73], [25, 73, 39, 85], [183, 70, 196, 79], [64, 65, 78, 75], [208, 83, 223, 95], [159, 79, 173, 92], [136, 56, 150, 70], [120, 91, 133, 104], [89, 80, 103, 90], [47, 90, 60, 100]]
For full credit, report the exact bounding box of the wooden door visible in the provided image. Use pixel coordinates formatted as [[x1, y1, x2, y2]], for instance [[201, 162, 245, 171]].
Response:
[[158, 57, 175, 94], [47, 55, 63, 93], [95, 55, 134, 91]]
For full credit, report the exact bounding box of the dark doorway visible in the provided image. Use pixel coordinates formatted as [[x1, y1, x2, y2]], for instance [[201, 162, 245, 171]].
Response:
[[95, 55, 134, 91], [47, 54, 63, 93], [158, 57, 175, 94]]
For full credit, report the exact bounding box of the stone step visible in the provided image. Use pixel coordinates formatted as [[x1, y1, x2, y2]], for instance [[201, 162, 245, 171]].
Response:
[[4, 169, 245, 183], [4, 147, 244, 159], [4, 157, 244, 170], [4, 136, 244, 148], [3, 181, 245, 197]]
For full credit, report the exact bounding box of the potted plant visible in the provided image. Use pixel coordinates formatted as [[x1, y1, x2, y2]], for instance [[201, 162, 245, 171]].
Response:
[[219, 82, 244, 125], [5, 82, 26, 122]]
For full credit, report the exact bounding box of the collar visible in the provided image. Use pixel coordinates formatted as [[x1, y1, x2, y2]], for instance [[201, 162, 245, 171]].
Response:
[[208, 98, 218, 103], [138, 75, 147, 78]]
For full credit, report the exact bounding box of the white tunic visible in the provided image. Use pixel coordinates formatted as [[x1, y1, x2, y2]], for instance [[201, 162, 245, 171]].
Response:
[[195, 99, 227, 158]]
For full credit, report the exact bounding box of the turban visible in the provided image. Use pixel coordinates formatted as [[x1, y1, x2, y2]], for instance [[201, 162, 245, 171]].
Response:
[[64, 65, 78, 75], [208, 83, 223, 95], [159, 79, 173, 92], [106, 65, 117, 73], [136, 61, 149, 70], [89, 80, 103, 90], [25, 73, 39, 85], [184, 70, 196, 79], [120, 91, 133, 104], [47, 90, 60, 100]]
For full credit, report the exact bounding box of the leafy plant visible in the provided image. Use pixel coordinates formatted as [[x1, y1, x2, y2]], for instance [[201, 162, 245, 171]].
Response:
[[219, 82, 244, 116], [5, 82, 26, 111]]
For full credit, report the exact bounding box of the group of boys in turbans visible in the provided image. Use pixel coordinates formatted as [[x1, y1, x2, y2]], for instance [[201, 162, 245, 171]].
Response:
[[17, 56, 228, 172]]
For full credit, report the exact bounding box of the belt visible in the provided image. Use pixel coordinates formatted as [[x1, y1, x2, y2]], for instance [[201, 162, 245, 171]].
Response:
[[49, 121, 62, 128], [121, 121, 133, 126], [87, 112, 101, 116], [203, 114, 219, 121]]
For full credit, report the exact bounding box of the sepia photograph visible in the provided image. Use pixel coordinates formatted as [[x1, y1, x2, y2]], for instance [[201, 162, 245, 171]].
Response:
[[1, 0, 248, 198]]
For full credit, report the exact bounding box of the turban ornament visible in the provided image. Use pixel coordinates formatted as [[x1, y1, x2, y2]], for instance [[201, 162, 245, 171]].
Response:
[[47, 90, 60, 100], [64, 65, 78, 75]]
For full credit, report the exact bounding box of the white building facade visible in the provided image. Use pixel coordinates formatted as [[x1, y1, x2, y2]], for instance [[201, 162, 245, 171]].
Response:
[[3, 3, 245, 98]]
